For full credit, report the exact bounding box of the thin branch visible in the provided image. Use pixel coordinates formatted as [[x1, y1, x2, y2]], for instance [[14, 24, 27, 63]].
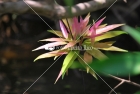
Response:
[[108, 74, 140, 94], [108, 81, 124, 94], [0, 0, 118, 20]]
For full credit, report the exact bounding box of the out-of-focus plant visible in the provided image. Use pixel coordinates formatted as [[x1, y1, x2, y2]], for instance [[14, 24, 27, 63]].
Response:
[[33, 13, 127, 83], [123, 25, 140, 44], [72, 52, 140, 76]]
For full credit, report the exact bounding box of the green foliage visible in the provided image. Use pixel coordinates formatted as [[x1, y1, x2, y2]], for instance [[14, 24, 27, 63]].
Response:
[[136, 27, 140, 31], [71, 52, 140, 76], [123, 25, 140, 43], [55, 50, 79, 83], [61, 50, 79, 78]]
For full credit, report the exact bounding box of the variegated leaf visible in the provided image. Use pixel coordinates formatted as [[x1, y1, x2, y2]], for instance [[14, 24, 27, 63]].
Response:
[[39, 38, 65, 42], [32, 42, 67, 51], [96, 24, 124, 35], [95, 31, 127, 42], [34, 50, 67, 62], [100, 46, 128, 52], [87, 48, 108, 60]]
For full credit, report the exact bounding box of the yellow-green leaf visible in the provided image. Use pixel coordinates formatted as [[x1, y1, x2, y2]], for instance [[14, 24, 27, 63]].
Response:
[[55, 50, 79, 83], [87, 48, 108, 60], [78, 57, 98, 79], [100, 46, 128, 52], [95, 31, 127, 42], [62, 18, 72, 32], [94, 41, 115, 48], [34, 50, 67, 62]]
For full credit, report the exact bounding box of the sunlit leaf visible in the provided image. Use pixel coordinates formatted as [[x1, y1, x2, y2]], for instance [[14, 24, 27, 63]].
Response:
[[62, 51, 79, 78], [54, 56, 59, 60], [34, 50, 67, 62], [96, 24, 124, 34], [55, 51, 79, 83], [32, 42, 67, 51], [97, 24, 107, 29], [87, 48, 108, 60], [94, 42, 114, 48], [95, 31, 127, 42], [39, 38, 65, 42], [100, 46, 128, 52]]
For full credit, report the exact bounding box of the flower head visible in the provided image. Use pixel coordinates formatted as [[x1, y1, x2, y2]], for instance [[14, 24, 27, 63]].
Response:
[[33, 13, 127, 83]]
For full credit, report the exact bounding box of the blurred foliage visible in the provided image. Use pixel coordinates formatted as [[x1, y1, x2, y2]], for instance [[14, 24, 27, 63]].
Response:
[[71, 52, 140, 76], [123, 25, 140, 44]]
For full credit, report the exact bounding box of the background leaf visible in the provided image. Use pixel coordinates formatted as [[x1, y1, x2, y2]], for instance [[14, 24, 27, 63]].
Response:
[[71, 52, 140, 76], [123, 25, 140, 43], [90, 52, 140, 76]]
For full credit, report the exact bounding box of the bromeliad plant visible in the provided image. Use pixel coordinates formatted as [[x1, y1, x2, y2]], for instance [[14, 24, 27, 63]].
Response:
[[33, 13, 127, 83]]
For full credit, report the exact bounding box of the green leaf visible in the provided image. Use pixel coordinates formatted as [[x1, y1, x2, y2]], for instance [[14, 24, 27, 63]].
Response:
[[70, 61, 84, 69], [95, 31, 127, 42], [78, 56, 98, 79], [99, 46, 128, 52], [34, 52, 57, 62], [55, 50, 79, 83], [123, 25, 140, 43], [72, 52, 140, 76], [34, 50, 66, 62], [136, 27, 140, 32], [90, 52, 140, 76], [86, 48, 108, 60], [62, 51, 79, 78]]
